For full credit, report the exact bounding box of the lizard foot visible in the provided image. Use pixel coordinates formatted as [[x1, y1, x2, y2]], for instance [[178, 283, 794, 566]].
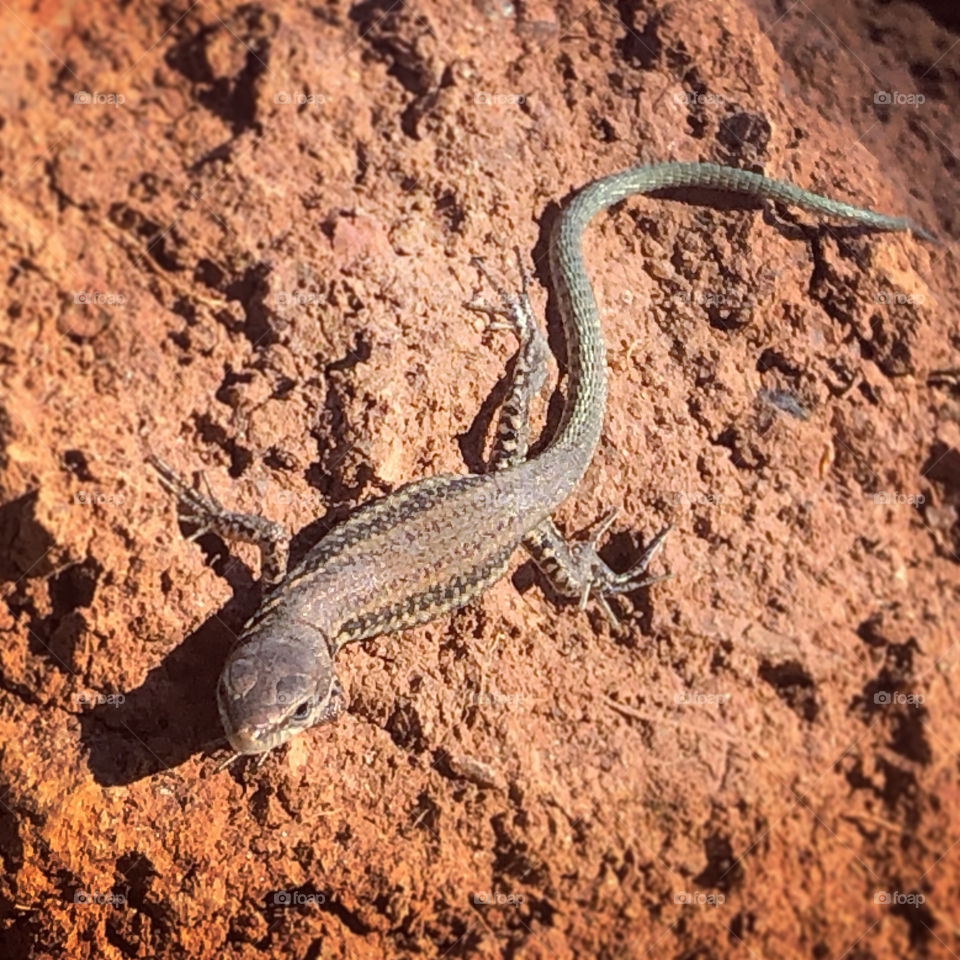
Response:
[[565, 508, 673, 629]]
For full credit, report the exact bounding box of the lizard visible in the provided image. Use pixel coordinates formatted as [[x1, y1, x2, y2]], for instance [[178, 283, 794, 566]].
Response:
[[148, 161, 932, 766]]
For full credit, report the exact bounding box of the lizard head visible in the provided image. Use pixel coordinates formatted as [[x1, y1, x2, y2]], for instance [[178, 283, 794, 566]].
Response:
[[216, 627, 344, 755]]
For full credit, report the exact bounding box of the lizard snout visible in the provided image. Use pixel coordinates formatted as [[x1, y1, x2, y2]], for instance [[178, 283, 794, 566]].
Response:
[[216, 634, 340, 754]]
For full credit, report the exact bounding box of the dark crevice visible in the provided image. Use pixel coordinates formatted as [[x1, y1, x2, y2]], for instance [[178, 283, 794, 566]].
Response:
[[758, 659, 819, 722]]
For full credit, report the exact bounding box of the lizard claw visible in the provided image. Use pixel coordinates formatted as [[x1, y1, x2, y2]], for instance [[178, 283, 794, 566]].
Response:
[[570, 513, 674, 629]]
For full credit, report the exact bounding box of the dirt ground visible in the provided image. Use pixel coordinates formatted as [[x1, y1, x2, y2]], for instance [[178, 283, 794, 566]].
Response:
[[0, 0, 958, 956]]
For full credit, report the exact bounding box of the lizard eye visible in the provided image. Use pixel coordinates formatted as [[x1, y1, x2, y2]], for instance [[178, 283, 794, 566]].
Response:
[[292, 701, 311, 722]]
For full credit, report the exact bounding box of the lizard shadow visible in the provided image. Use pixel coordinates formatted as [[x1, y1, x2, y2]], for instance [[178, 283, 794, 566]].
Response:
[[82, 503, 357, 786], [80, 538, 261, 786]]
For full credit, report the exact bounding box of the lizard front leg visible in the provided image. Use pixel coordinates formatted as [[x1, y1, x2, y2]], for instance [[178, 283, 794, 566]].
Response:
[[148, 455, 290, 585]]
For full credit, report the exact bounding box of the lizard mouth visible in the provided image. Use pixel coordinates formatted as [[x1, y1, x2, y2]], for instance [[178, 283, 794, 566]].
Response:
[[221, 722, 286, 755], [216, 681, 290, 755]]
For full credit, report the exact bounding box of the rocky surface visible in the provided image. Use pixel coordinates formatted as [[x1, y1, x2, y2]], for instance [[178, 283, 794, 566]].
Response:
[[0, 0, 957, 956]]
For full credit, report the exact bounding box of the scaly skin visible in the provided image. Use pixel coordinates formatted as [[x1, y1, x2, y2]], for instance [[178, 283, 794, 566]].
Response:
[[150, 162, 931, 761]]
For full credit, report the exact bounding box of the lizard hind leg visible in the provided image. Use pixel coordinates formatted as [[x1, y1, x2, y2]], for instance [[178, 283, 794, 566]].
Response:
[[465, 248, 551, 470], [525, 510, 673, 630], [465, 252, 672, 628]]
